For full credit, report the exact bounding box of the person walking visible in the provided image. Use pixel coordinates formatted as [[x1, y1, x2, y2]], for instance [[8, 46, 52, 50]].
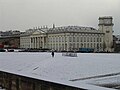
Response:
[[51, 51, 54, 57]]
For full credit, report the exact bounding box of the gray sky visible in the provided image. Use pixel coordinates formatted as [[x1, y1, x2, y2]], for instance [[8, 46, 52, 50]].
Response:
[[0, 0, 120, 35]]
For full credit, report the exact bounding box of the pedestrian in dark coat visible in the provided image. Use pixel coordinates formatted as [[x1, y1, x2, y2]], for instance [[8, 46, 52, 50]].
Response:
[[51, 51, 54, 57]]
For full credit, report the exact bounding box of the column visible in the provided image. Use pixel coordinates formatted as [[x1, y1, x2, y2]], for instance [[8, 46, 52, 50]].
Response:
[[43, 37, 45, 48], [38, 37, 40, 48], [36, 37, 38, 48], [40, 37, 41, 49], [41, 37, 42, 49], [30, 38, 32, 49], [34, 37, 35, 49]]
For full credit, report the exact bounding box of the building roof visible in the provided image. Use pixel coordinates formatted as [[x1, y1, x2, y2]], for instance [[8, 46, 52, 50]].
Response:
[[47, 26, 103, 34], [20, 28, 48, 37], [20, 29, 36, 37]]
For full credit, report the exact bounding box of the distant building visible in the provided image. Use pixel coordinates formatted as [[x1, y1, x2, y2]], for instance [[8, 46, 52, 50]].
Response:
[[0, 30, 20, 37], [0, 30, 21, 48], [12, 30, 21, 35], [20, 16, 114, 52], [113, 35, 120, 52]]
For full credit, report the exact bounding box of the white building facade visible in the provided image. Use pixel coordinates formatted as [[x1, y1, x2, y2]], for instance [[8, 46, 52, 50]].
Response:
[[20, 28, 48, 49], [20, 16, 114, 52], [20, 35, 31, 49], [30, 29, 48, 49], [47, 26, 104, 52]]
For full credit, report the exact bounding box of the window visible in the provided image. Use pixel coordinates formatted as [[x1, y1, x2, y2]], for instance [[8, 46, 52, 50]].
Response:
[[94, 38, 95, 42], [49, 38, 51, 42], [81, 37, 83, 42], [59, 37, 61, 42], [94, 43, 96, 47], [84, 43, 86, 48], [77, 43, 79, 48], [56, 37, 58, 42], [91, 43, 92, 48], [81, 43, 83, 48], [91, 37, 92, 42], [62, 44, 64, 49], [69, 37, 72, 42], [62, 37, 64, 42], [31, 38, 33, 43], [97, 38, 99, 42], [87, 43, 89, 48], [56, 44, 58, 49], [97, 43, 99, 49], [65, 37, 67, 42], [59, 44, 61, 48], [87, 37, 89, 42], [69, 43, 72, 50], [73, 37, 75, 42], [73, 43, 75, 49], [100, 38, 101, 42], [100, 43, 102, 48], [50, 43, 53, 48], [84, 37, 86, 42], [77, 37, 79, 42]]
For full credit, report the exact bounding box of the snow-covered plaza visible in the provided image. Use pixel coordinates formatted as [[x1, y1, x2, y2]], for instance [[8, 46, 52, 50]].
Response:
[[0, 52, 120, 90]]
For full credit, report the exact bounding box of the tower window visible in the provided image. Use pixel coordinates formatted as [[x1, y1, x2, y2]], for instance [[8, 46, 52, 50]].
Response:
[[106, 31, 110, 33]]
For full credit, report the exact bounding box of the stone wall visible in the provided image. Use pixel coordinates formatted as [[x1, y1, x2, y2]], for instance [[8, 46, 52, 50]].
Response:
[[0, 71, 86, 90]]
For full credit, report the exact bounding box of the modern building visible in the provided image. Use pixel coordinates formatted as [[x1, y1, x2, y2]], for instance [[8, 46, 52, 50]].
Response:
[[20, 16, 114, 52]]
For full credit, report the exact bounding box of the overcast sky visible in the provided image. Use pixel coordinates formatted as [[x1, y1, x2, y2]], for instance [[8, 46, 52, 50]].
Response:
[[0, 0, 120, 34]]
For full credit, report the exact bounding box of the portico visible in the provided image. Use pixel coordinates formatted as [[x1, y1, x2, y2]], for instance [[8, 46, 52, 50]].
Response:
[[30, 30, 47, 49]]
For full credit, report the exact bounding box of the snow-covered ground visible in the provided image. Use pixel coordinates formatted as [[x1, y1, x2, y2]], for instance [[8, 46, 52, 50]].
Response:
[[0, 52, 120, 90]]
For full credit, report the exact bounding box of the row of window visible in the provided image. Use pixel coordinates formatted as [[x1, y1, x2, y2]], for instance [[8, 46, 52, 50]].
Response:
[[48, 37, 102, 43], [20, 38, 30, 43], [48, 43, 102, 50], [31, 37, 45, 43], [20, 45, 30, 48], [21, 35, 102, 44], [49, 33, 102, 37]]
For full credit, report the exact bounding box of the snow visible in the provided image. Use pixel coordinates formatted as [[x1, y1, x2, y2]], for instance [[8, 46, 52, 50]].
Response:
[[0, 52, 120, 90]]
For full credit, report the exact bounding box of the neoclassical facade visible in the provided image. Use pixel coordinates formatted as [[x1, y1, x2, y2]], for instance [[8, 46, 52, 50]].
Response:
[[30, 29, 48, 49], [20, 28, 48, 49], [20, 16, 114, 52], [47, 26, 104, 52]]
